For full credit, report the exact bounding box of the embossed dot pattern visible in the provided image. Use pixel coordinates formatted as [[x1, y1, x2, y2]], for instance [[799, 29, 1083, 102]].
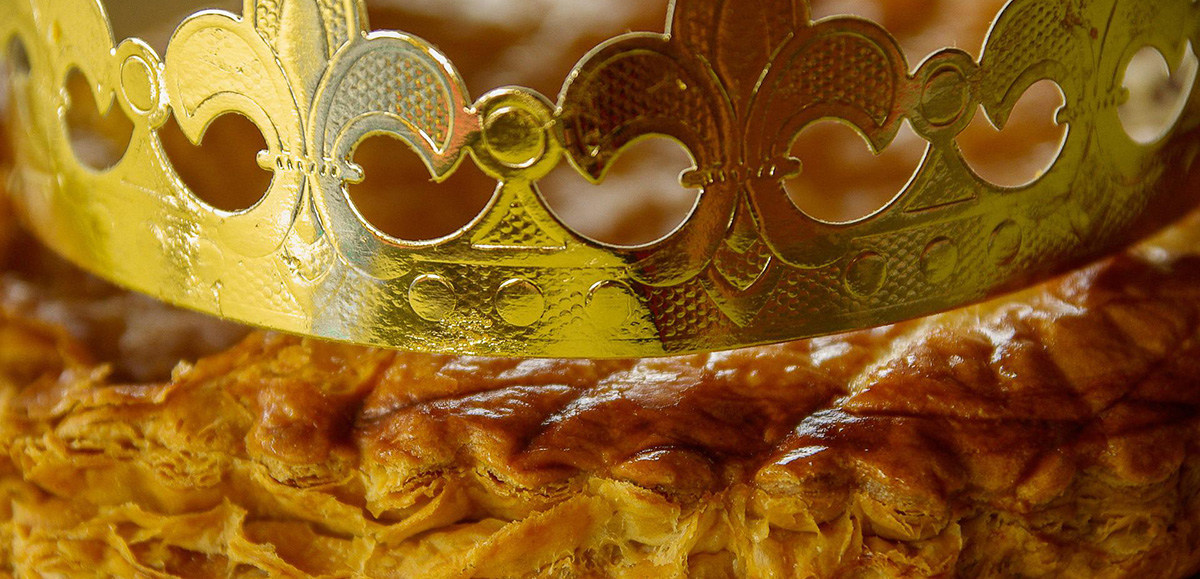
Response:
[[317, 0, 350, 57], [777, 34, 895, 125], [253, 0, 283, 45], [646, 279, 736, 340], [472, 201, 562, 248], [979, 1, 1078, 105], [572, 53, 718, 159], [326, 50, 450, 148], [760, 267, 846, 321], [713, 240, 774, 291]]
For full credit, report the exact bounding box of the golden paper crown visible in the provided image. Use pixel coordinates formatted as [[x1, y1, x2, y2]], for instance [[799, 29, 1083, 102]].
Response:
[[2, 0, 1200, 357]]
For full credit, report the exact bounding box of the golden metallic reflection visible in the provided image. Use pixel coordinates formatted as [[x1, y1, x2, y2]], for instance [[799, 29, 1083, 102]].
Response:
[[2, 0, 1199, 358]]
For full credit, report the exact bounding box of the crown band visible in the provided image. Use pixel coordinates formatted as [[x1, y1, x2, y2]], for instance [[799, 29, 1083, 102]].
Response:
[[2, 0, 1199, 357]]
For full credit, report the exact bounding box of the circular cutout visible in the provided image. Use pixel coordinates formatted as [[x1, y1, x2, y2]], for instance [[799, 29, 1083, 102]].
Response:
[[786, 120, 924, 223], [409, 274, 457, 322], [540, 137, 700, 247], [158, 112, 273, 212], [1118, 44, 1198, 145], [958, 80, 1067, 188], [348, 134, 494, 242], [494, 278, 545, 327], [63, 68, 135, 171]]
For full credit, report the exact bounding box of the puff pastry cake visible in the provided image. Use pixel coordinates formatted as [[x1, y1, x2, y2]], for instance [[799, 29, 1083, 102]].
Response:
[[1, 0, 1200, 577]]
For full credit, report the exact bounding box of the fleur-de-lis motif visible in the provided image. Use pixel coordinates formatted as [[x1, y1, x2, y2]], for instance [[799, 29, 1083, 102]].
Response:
[[164, 0, 477, 284], [560, 0, 915, 324], [308, 19, 477, 280], [165, 0, 329, 257]]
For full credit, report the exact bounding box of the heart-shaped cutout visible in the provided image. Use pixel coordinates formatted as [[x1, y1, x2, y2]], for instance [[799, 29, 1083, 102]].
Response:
[[347, 133, 495, 242], [63, 68, 133, 172], [158, 112, 273, 212], [540, 136, 700, 248], [958, 80, 1066, 188]]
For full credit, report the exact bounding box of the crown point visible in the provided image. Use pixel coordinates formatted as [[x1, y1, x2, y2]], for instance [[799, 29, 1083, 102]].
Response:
[[7, 0, 1200, 357]]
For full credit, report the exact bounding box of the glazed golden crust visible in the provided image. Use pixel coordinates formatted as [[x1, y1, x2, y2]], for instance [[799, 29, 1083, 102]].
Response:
[[0, 212, 1198, 577]]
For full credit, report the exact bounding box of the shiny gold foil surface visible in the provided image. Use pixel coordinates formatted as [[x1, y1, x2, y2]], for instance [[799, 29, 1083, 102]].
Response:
[[2, 0, 1200, 357]]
